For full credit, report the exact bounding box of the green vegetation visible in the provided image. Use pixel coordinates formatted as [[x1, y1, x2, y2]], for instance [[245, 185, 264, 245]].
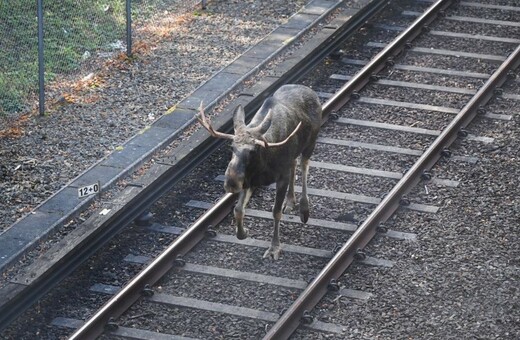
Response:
[[0, 0, 126, 115], [0, 0, 196, 115]]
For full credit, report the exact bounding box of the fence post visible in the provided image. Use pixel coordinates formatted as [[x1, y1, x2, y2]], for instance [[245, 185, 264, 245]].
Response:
[[126, 0, 132, 57], [37, 0, 45, 116]]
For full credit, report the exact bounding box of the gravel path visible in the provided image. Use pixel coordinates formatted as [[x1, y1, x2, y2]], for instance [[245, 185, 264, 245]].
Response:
[[0, 0, 309, 232]]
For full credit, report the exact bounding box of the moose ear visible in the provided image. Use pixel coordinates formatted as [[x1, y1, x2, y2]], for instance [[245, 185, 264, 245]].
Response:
[[233, 105, 246, 133], [250, 109, 272, 135]]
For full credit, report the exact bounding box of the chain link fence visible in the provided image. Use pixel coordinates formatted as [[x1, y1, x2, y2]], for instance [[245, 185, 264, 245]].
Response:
[[0, 0, 202, 116]]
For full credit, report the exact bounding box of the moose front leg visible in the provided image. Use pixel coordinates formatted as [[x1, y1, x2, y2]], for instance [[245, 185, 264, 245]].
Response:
[[264, 180, 289, 260], [234, 187, 253, 240]]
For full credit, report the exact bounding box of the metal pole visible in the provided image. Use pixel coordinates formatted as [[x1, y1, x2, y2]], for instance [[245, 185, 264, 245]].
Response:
[[37, 0, 45, 116], [126, 0, 132, 57]]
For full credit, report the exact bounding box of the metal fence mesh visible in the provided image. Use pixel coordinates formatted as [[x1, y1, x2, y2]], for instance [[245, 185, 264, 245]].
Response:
[[1, 1, 38, 114], [0, 0, 200, 116]]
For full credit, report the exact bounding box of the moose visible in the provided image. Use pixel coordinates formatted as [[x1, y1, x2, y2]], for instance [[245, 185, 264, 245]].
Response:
[[196, 84, 322, 259]]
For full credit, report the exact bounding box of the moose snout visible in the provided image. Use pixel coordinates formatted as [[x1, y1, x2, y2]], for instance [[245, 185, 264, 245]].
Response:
[[224, 167, 244, 194], [224, 176, 242, 193]]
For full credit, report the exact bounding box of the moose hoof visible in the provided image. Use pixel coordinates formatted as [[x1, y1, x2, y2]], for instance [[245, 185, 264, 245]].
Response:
[[299, 198, 310, 223], [236, 228, 249, 240], [263, 246, 282, 260], [300, 210, 309, 224]]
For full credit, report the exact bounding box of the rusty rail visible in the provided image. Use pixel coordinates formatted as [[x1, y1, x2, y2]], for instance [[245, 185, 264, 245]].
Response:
[[323, 0, 453, 115], [263, 5, 520, 340], [68, 0, 520, 336], [64, 1, 389, 338], [68, 193, 236, 340]]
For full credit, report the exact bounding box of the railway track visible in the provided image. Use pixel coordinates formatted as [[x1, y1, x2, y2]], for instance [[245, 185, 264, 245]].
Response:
[[3, 0, 520, 338]]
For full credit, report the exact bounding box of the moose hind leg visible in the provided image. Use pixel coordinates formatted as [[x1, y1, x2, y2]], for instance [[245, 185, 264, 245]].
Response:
[[299, 157, 311, 223], [264, 180, 289, 260], [283, 160, 297, 213], [234, 188, 253, 240]]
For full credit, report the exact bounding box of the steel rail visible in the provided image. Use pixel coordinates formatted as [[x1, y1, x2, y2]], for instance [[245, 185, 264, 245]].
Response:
[[68, 193, 237, 340], [322, 0, 453, 115], [1, 1, 389, 332], [64, 2, 389, 338], [0, 131, 221, 332], [264, 12, 520, 340]]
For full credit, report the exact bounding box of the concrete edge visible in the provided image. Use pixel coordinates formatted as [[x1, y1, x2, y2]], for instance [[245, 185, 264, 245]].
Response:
[[0, 0, 347, 273]]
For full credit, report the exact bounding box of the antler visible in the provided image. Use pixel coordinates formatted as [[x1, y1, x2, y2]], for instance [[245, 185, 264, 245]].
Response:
[[196, 102, 234, 140], [254, 121, 302, 148]]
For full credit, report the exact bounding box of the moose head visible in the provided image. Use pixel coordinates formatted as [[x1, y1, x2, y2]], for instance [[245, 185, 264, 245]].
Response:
[[197, 103, 302, 193]]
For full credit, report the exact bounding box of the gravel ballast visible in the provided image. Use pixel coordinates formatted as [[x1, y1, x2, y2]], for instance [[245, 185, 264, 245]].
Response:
[[1, 0, 519, 339], [0, 0, 310, 233]]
